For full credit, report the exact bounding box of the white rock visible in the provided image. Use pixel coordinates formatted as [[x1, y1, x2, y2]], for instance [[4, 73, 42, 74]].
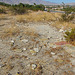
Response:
[[11, 40, 14, 43], [27, 64, 30, 67], [21, 39, 28, 43], [23, 48, 26, 51], [0, 64, 4, 68], [71, 59, 75, 65], [64, 30, 67, 33], [34, 48, 39, 52], [51, 52, 55, 55], [59, 29, 64, 32], [71, 54, 75, 57], [59, 37, 63, 41], [0, 64, 2, 68], [47, 36, 51, 39], [52, 45, 57, 48], [32, 53, 36, 55], [32, 64, 37, 70]]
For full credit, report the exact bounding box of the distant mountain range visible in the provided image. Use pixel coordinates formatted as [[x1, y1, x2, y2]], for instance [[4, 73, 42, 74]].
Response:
[[0, 0, 75, 5], [66, 3, 75, 5], [0, 0, 57, 5]]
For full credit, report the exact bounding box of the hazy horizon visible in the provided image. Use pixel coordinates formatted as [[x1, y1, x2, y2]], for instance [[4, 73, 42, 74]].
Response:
[[45, 0, 75, 3]]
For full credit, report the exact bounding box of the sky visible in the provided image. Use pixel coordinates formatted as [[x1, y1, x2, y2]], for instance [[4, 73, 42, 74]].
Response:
[[45, 0, 75, 3]]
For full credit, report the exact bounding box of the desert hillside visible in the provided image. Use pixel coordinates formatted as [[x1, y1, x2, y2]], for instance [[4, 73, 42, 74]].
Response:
[[0, 2, 75, 75]]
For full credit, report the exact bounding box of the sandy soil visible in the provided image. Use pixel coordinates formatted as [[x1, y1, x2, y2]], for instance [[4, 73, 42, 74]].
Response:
[[0, 17, 75, 75]]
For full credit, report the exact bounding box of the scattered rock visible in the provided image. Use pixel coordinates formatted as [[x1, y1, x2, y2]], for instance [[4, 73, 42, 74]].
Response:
[[30, 50, 36, 55], [52, 45, 57, 48], [0, 64, 5, 68], [0, 22, 74, 75], [11, 40, 15, 46], [34, 48, 39, 52], [31, 64, 37, 70], [70, 58, 75, 65], [0, 63, 6, 68], [21, 39, 28, 43], [27, 64, 30, 67], [51, 52, 55, 55], [59, 37, 63, 41], [59, 29, 64, 33], [22, 48, 26, 51], [47, 36, 52, 39], [11, 40, 14, 43]]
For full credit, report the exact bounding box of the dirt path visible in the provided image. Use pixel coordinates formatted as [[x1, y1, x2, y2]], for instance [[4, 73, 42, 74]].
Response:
[[0, 19, 75, 75]]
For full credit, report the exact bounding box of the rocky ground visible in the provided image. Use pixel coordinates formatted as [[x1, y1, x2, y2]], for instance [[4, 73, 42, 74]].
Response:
[[0, 17, 75, 75]]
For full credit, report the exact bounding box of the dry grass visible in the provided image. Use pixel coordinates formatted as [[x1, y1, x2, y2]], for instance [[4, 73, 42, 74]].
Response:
[[16, 15, 26, 23], [0, 24, 20, 39], [0, 14, 7, 20], [15, 11, 75, 29], [0, 24, 39, 39], [23, 27, 39, 37], [0, 19, 39, 39], [51, 21, 75, 29], [15, 11, 61, 22]]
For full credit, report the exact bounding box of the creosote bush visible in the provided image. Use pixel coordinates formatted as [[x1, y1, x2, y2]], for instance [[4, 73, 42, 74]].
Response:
[[64, 28, 75, 45], [11, 6, 27, 15]]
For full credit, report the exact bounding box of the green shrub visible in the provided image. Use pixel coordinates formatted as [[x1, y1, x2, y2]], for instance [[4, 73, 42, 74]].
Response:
[[64, 28, 75, 43], [0, 8, 6, 14], [11, 6, 27, 14], [0, 2, 11, 7], [47, 9, 50, 12], [10, 3, 45, 14]]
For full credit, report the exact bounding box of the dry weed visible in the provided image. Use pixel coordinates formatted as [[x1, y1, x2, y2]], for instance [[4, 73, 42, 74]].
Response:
[[24, 27, 39, 37], [15, 11, 61, 22], [1, 24, 20, 39], [0, 14, 7, 20], [15, 11, 75, 29], [51, 21, 75, 29]]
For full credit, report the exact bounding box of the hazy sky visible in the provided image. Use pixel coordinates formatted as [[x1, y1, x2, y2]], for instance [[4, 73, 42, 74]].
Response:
[[45, 0, 75, 3]]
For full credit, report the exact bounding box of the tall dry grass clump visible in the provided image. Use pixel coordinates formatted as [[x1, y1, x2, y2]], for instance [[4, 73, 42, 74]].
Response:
[[51, 21, 75, 29], [0, 14, 7, 20], [0, 23, 20, 39], [24, 27, 39, 37]]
